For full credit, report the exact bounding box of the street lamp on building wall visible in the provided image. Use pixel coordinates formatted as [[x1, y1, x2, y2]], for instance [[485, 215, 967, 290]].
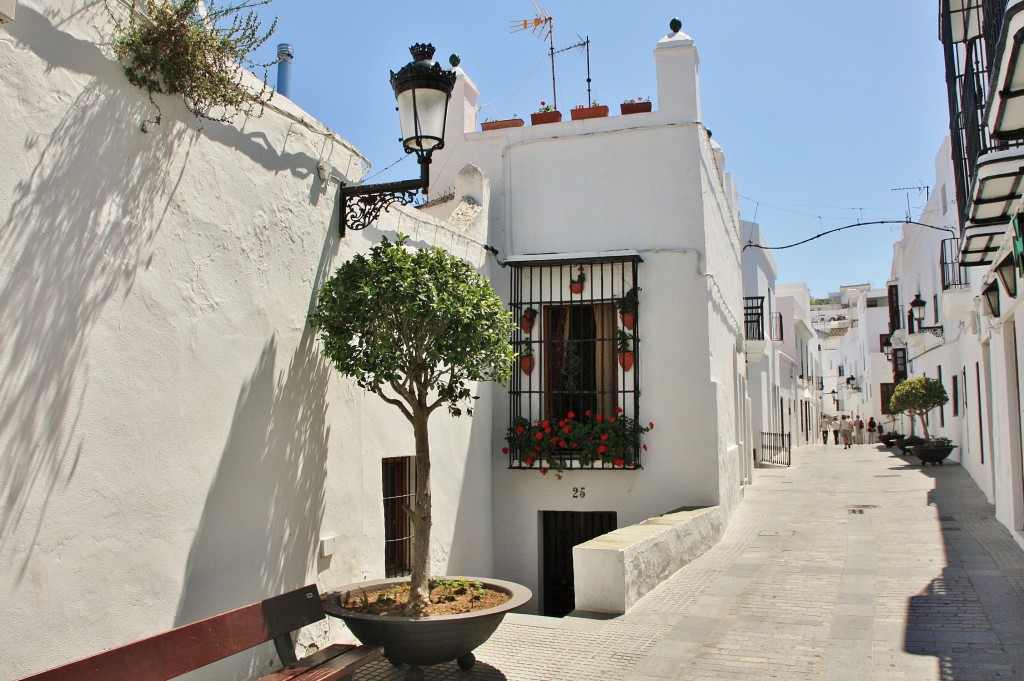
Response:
[[909, 293, 927, 333], [328, 43, 457, 237]]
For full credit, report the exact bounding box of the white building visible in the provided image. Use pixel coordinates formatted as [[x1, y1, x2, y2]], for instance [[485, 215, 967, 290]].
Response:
[[0, 3, 499, 677], [430, 21, 749, 615], [776, 283, 824, 447]]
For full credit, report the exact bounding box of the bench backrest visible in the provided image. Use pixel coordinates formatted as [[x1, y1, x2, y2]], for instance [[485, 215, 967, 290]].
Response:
[[19, 585, 327, 681]]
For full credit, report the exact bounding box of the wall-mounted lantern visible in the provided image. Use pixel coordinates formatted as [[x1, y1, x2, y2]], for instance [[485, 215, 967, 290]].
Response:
[[984, 281, 1002, 317], [996, 254, 1018, 299]]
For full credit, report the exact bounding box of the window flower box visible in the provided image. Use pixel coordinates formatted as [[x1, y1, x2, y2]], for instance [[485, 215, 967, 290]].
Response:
[[620, 99, 652, 115], [531, 111, 562, 125]]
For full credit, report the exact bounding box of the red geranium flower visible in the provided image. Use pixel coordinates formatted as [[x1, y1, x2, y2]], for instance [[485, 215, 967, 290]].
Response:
[[614, 458, 624, 467], [615, 406, 623, 414], [516, 426, 525, 434], [567, 411, 576, 419], [501, 447, 510, 455], [535, 432, 544, 440], [649, 422, 655, 429], [585, 409, 593, 416], [642, 444, 648, 451], [525, 456, 535, 465], [598, 445, 608, 454], [596, 414, 604, 422], [600, 433, 609, 441]]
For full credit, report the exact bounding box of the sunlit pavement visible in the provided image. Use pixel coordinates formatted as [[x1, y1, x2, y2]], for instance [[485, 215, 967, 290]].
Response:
[[354, 443, 1024, 680]]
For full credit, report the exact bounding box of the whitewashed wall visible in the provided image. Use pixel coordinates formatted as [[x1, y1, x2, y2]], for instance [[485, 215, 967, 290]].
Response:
[[431, 23, 746, 610], [0, 3, 495, 678]]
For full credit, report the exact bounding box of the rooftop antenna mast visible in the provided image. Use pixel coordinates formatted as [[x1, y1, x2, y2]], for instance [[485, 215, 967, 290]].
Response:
[[891, 184, 930, 221], [511, 3, 590, 110]]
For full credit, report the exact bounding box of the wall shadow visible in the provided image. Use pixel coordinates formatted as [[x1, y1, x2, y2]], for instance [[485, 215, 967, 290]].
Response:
[[903, 465, 1024, 679], [174, 327, 333, 626], [0, 5, 191, 579]]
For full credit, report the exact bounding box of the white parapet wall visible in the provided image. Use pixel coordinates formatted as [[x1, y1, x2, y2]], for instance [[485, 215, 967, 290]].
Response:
[[572, 506, 724, 614]]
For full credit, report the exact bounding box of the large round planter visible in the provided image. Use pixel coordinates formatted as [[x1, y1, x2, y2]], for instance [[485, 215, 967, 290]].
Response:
[[909, 445, 957, 466], [323, 577, 531, 677], [897, 436, 924, 455]]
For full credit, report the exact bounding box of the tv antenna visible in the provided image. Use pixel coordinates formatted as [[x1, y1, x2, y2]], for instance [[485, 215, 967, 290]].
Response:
[[511, 3, 592, 110], [890, 184, 930, 221]]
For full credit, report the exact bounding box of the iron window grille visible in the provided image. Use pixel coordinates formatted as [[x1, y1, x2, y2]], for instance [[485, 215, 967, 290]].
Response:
[[507, 255, 643, 471], [382, 456, 415, 577], [744, 296, 766, 340], [941, 238, 970, 290]]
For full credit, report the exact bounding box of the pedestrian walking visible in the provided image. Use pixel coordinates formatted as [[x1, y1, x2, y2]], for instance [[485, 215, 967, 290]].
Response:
[[867, 416, 877, 444], [854, 415, 865, 445], [831, 416, 840, 445], [820, 414, 831, 445], [839, 415, 853, 449]]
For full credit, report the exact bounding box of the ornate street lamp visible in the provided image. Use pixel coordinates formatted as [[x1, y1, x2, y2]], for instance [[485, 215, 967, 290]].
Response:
[[882, 334, 893, 360], [909, 293, 927, 332], [996, 254, 1018, 299], [336, 43, 457, 237]]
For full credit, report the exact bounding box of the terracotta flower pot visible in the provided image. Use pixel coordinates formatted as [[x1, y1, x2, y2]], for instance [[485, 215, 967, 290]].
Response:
[[520, 315, 535, 334], [531, 111, 562, 125], [570, 105, 609, 121], [620, 101, 652, 115], [620, 311, 635, 330], [481, 118, 524, 131], [520, 356, 535, 375], [617, 351, 634, 371]]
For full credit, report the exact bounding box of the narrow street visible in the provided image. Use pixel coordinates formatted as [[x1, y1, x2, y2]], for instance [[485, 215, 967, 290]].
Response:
[[357, 442, 1024, 680]]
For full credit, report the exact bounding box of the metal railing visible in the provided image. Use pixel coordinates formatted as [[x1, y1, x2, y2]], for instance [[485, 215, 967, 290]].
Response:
[[941, 237, 969, 290], [757, 432, 791, 467], [744, 296, 766, 340]]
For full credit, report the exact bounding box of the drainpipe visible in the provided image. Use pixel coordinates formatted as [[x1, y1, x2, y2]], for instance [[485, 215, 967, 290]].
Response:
[[276, 43, 294, 98]]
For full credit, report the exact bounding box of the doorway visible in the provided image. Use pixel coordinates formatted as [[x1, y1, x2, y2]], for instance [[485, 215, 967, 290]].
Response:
[[541, 511, 616, 617]]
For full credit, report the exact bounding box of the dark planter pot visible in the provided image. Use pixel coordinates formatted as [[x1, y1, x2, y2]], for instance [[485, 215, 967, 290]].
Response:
[[897, 436, 925, 455], [570, 105, 609, 120], [480, 118, 524, 131], [531, 111, 562, 125], [323, 577, 531, 678], [620, 101, 652, 115], [909, 445, 957, 466]]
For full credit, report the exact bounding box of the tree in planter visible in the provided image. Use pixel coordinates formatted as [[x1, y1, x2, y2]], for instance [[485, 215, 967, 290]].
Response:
[[888, 376, 948, 441], [111, 0, 279, 129], [309, 235, 515, 611]]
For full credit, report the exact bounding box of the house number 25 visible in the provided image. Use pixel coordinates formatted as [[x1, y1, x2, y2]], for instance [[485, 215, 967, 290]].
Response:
[[572, 487, 586, 499]]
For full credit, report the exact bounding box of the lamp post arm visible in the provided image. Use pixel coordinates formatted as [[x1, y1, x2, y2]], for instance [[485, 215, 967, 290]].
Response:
[[337, 155, 431, 236]]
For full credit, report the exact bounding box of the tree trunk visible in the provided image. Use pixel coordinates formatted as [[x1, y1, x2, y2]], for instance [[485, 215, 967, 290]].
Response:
[[917, 411, 930, 441], [408, 407, 433, 609]]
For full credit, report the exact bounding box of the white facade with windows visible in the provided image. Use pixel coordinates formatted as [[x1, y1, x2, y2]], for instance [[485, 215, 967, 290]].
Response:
[[431, 23, 749, 614]]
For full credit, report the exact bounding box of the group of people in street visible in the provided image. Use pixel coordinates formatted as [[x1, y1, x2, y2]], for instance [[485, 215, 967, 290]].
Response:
[[819, 414, 880, 450]]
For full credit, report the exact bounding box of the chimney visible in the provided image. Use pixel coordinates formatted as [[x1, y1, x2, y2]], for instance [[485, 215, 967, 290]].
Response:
[[654, 17, 701, 122], [276, 43, 294, 98]]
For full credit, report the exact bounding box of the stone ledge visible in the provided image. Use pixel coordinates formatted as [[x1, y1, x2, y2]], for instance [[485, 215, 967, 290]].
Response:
[[572, 505, 723, 614]]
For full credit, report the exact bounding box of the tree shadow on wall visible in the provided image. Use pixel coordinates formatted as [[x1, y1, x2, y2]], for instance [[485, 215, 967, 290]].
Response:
[[0, 4, 193, 580], [174, 327, 332, 627]]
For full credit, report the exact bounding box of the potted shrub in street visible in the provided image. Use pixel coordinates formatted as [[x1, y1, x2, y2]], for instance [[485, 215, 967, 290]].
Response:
[[616, 287, 639, 330], [620, 96, 652, 115], [531, 100, 562, 125], [309, 235, 529, 677], [570, 100, 609, 120], [912, 436, 957, 465], [481, 116, 524, 131], [617, 329, 635, 371], [888, 377, 953, 465]]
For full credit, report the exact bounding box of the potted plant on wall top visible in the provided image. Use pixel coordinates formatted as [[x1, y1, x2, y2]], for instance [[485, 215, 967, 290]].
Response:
[[620, 96, 652, 115], [310, 235, 530, 675], [481, 115, 524, 131], [531, 100, 562, 125], [570, 100, 609, 120]]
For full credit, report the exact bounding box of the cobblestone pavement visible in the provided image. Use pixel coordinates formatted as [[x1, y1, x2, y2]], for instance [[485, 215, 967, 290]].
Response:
[[352, 443, 1024, 680]]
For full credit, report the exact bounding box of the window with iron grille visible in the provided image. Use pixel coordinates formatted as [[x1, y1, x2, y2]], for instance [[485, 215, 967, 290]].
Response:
[[382, 456, 415, 577], [892, 348, 908, 383], [881, 382, 897, 415], [507, 256, 644, 471]]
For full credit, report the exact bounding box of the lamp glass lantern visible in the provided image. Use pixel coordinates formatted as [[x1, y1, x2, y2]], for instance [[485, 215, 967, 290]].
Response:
[[996, 254, 1018, 299], [882, 335, 893, 360], [910, 293, 927, 326], [984, 281, 1002, 317]]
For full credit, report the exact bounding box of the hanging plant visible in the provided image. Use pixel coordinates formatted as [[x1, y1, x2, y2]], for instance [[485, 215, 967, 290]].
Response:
[[569, 265, 586, 294], [111, 0, 279, 130]]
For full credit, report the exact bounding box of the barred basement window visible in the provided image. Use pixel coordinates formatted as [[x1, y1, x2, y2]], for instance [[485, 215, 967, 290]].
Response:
[[382, 457, 414, 577], [506, 255, 643, 471]]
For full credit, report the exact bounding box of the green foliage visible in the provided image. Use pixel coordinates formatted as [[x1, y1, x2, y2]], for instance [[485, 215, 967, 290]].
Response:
[[615, 287, 640, 314], [503, 409, 654, 472], [430, 577, 484, 602], [617, 329, 633, 352], [309, 235, 515, 419], [889, 377, 948, 415], [890, 377, 948, 440], [111, 0, 278, 128], [927, 436, 953, 447]]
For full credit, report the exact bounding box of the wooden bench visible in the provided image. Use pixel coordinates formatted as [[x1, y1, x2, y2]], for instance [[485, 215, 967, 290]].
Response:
[[17, 584, 382, 681]]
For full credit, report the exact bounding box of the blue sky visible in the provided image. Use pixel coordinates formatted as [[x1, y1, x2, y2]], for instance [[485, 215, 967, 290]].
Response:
[[245, 1, 949, 298]]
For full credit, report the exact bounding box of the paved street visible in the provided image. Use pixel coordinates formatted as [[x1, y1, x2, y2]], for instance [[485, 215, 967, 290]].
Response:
[[355, 442, 1024, 680]]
